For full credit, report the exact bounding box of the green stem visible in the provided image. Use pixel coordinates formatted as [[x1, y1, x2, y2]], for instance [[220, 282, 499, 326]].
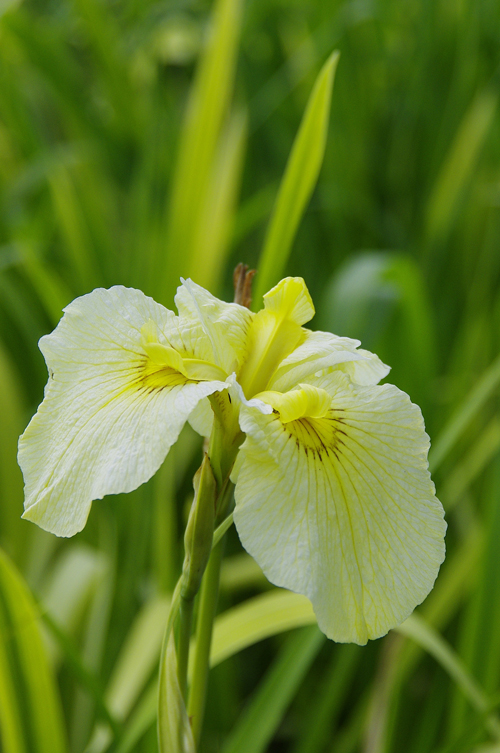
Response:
[[177, 596, 194, 699], [187, 538, 225, 746], [157, 579, 183, 751]]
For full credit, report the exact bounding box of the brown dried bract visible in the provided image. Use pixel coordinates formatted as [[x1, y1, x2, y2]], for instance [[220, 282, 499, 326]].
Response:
[[233, 263, 256, 308]]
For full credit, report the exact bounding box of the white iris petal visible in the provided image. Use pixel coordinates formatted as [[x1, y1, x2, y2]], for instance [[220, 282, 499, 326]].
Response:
[[233, 372, 446, 644], [18, 285, 249, 537], [18, 274, 446, 646]]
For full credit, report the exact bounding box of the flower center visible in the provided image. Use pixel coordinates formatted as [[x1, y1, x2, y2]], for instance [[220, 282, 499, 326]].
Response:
[[256, 384, 345, 456]]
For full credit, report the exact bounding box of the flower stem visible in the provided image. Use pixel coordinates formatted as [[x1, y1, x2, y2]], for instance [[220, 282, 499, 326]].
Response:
[[187, 537, 225, 746], [177, 595, 194, 699]]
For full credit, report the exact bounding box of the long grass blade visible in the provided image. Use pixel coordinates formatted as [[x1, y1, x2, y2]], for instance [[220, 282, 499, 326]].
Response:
[[253, 51, 339, 307], [188, 590, 316, 675], [425, 89, 497, 246], [396, 615, 500, 740], [429, 352, 500, 473], [222, 626, 323, 753], [0, 547, 66, 753], [163, 0, 243, 303]]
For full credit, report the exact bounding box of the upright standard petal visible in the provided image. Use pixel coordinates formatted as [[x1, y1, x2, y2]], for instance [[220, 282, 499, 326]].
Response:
[[233, 373, 446, 644], [236, 277, 314, 398], [174, 278, 253, 373], [19, 286, 229, 537]]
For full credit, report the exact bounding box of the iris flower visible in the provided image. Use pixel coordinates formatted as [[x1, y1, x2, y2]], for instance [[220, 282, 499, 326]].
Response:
[[18, 276, 446, 644]]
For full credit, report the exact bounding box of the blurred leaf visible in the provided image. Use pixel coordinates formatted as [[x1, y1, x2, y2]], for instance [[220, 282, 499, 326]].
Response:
[[163, 0, 243, 303], [320, 252, 398, 346], [377, 527, 484, 753], [321, 251, 436, 405], [0, 341, 26, 562], [253, 51, 339, 307], [189, 590, 316, 674], [231, 182, 277, 249], [220, 553, 268, 592], [189, 109, 247, 292], [0, 547, 66, 753], [113, 681, 157, 753], [86, 594, 170, 753], [47, 164, 100, 293], [429, 352, 500, 473], [72, 0, 138, 140], [40, 607, 118, 738], [448, 458, 500, 742], [1, 9, 97, 139], [426, 89, 497, 246], [70, 539, 115, 753], [107, 595, 169, 721], [41, 545, 107, 666], [222, 626, 323, 753], [0, 273, 46, 381], [441, 417, 500, 510], [397, 614, 500, 740], [20, 243, 71, 327], [291, 644, 362, 753]]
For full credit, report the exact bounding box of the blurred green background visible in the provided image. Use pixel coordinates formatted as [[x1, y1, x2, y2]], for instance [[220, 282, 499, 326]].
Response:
[[2, 0, 500, 751]]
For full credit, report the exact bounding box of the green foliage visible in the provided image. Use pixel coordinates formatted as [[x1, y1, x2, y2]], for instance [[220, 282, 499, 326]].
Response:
[[253, 51, 339, 307], [0, 547, 66, 753], [1, 0, 500, 751]]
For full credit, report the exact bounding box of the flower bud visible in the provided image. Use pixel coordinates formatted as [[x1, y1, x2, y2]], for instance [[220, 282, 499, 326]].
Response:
[[181, 454, 216, 601]]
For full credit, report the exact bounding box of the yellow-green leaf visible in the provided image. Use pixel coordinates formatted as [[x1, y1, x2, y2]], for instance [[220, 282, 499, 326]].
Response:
[[0, 547, 66, 753], [253, 51, 339, 307], [163, 0, 243, 302]]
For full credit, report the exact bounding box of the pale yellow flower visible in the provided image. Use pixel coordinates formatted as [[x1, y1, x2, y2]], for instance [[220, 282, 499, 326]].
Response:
[[18, 276, 446, 643]]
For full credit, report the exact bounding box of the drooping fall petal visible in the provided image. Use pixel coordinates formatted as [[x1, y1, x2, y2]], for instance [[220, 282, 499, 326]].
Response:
[[233, 373, 446, 644], [18, 285, 241, 537]]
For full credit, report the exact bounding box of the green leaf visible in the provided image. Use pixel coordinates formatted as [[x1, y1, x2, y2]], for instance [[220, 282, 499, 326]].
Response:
[[320, 251, 436, 406], [47, 164, 101, 293], [0, 547, 66, 753], [0, 342, 26, 562], [188, 109, 247, 293], [222, 626, 323, 753], [19, 242, 72, 327], [253, 51, 339, 307], [220, 553, 268, 592], [41, 545, 106, 667], [291, 644, 362, 753], [71, 0, 138, 139], [425, 89, 497, 246], [429, 352, 500, 473], [163, 0, 243, 303], [113, 682, 157, 753], [448, 458, 500, 742], [158, 632, 195, 753], [396, 615, 500, 740], [85, 593, 170, 753], [440, 417, 500, 510], [189, 590, 316, 674]]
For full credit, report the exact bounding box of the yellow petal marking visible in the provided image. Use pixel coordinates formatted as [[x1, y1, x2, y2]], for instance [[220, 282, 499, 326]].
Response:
[[237, 278, 314, 398], [141, 325, 227, 389], [256, 384, 332, 423]]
